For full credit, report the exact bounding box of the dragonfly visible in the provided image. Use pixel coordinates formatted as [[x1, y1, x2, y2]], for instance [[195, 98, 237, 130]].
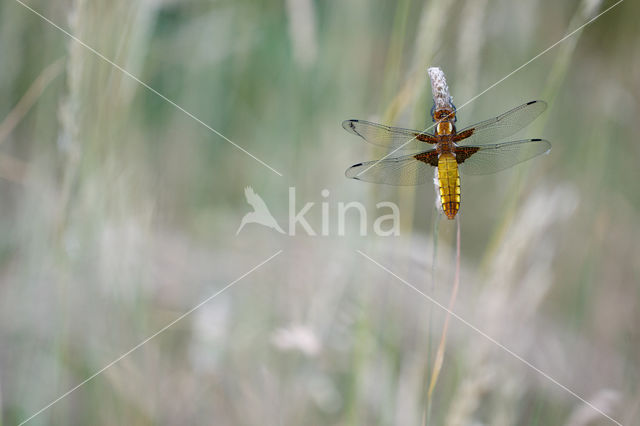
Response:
[[343, 100, 551, 219]]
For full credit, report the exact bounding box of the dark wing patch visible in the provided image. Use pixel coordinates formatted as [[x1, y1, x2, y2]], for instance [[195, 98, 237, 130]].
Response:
[[452, 128, 475, 143], [417, 133, 438, 143], [414, 150, 439, 167], [455, 146, 480, 164]]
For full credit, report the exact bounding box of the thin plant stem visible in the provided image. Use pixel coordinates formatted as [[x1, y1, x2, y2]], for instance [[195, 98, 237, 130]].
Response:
[[0, 57, 65, 145], [423, 205, 441, 426], [425, 215, 461, 424]]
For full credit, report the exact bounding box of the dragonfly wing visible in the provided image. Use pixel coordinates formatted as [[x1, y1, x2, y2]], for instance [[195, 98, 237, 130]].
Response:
[[345, 150, 438, 185], [343, 119, 437, 151], [457, 139, 551, 175], [454, 100, 547, 146]]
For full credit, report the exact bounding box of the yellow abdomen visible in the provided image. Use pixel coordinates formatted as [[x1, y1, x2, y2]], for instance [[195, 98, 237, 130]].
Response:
[[437, 153, 461, 220]]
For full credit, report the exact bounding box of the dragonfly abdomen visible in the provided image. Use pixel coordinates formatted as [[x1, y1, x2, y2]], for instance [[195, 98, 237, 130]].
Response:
[[437, 152, 460, 220]]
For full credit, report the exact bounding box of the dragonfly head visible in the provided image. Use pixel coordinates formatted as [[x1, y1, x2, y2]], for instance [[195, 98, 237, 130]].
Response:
[[431, 105, 457, 123]]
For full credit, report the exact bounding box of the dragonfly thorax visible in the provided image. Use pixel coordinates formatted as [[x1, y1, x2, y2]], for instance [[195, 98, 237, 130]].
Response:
[[436, 121, 455, 136], [432, 106, 457, 136]]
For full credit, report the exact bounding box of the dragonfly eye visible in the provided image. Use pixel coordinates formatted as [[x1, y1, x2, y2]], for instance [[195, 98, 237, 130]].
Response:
[[433, 108, 456, 122], [430, 104, 436, 122]]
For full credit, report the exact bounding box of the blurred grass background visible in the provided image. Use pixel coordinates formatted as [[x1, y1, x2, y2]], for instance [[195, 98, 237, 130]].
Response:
[[1, 0, 639, 424]]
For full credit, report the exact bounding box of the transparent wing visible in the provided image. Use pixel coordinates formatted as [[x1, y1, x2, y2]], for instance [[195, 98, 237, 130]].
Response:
[[454, 100, 547, 146], [457, 139, 551, 175], [345, 150, 437, 185], [342, 119, 436, 151]]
